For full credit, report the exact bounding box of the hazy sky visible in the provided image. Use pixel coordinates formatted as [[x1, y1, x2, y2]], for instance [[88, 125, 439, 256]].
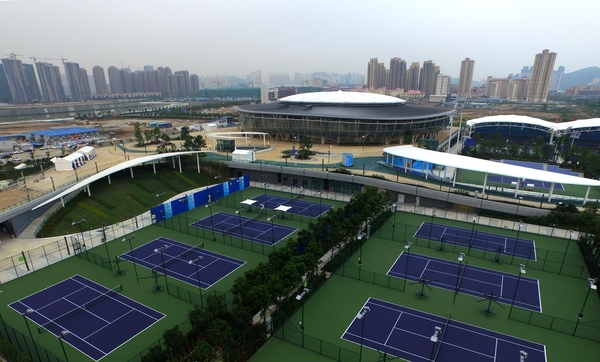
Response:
[[2, 0, 599, 82]]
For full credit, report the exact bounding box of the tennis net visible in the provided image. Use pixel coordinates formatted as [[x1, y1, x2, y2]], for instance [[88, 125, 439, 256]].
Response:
[[434, 310, 452, 361], [161, 242, 205, 270], [222, 214, 260, 235], [284, 194, 301, 205], [38, 284, 123, 334]]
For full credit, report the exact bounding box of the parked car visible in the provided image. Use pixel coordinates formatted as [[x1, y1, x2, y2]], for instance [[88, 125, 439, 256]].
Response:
[[11, 157, 21, 163], [0, 152, 11, 158], [13, 149, 24, 154]]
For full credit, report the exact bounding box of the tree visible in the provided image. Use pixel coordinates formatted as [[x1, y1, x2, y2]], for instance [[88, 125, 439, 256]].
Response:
[[134, 123, 144, 146], [193, 135, 206, 150], [188, 341, 215, 362], [206, 318, 233, 351], [163, 325, 186, 360], [402, 129, 414, 144], [297, 136, 312, 160]]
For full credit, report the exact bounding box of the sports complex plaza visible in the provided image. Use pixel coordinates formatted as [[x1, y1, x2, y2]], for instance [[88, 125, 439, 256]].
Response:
[[0, 92, 600, 361]]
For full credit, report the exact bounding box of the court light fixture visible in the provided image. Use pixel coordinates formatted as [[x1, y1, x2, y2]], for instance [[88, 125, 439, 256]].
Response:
[[296, 287, 309, 301], [520, 264, 526, 274], [519, 350, 528, 361], [405, 242, 413, 250], [430, 326, 442, 342], [458, 253, 465, 262], [356, 306, 370, 319]]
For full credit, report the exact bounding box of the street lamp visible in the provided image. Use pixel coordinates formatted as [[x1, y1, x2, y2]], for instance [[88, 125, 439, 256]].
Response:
[[21, 309, 41, 362], [509, 264, 526, 318], [429, 207, 436, 248], [511, 220, 524, 262], [123, 235, 138, 281], [573, 277, 598, 336], [205, 202, 216, 241], [559, 230, 575, 274], [453, 253, 465, 305], [296, 288, 310, 348], [188, 256, 204, 308], [154, 245, 170, 293], [468, 214, 478, 255], [429, 326, 442, 362], [362, 135, 365, 151], [328, 145, 332, 163], [356, 306, 370, 362], [404, 242, 413, 292], [57, 330, 70, 362]]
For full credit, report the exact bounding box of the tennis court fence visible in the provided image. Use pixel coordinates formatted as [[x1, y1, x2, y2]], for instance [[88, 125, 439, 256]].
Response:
[[0, 212, 152, 284], [509, 306, 600, 343], [0, 315, 63, 362], [273, 325, 360, 362], [336, 264, 600, 344], [374, 222, 592, 279]]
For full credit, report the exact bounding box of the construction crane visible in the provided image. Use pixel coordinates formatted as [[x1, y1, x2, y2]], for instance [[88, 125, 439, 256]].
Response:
[[2, 52, 24, 60], [30, 56, 68, 64]]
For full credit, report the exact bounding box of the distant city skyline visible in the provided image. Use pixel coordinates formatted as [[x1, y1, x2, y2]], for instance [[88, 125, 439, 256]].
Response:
[[1, 0, 598, 83]]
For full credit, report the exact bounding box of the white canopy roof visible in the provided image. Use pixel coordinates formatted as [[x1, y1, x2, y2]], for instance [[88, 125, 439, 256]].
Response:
[[466, 114, 600, 132], [33, 151, 204, 210], [279, 90, 406, 105], [382, 145, 600, 187]]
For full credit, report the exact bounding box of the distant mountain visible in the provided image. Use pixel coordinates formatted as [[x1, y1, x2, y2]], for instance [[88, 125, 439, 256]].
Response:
[[560, 67, 600, 90]]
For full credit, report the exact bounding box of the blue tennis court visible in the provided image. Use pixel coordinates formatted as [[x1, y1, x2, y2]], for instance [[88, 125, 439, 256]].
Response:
[[250, 193, 333, 218], [192, 211, 298, 245], [342, 298, 547, 362], [416, 222, 537, 261], [120, 237, 245, 289], [488, 160, 565, 190], [9, 275, 164, 361], [387, 252, 541, 312]]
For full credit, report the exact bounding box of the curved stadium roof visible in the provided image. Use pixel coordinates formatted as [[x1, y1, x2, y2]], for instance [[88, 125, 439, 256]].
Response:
[[279, 90, 406, 106], [466, 115, 600, 133]]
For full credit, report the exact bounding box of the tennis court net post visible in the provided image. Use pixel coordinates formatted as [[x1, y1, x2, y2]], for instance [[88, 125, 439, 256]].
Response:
[[37, 285, 123, 334]]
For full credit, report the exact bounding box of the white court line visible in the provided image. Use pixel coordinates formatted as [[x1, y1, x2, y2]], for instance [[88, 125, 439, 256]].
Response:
[[419, 260, 430, 279]]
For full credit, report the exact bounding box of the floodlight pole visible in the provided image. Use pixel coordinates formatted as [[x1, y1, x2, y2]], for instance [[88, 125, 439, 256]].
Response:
[[267, 216, 276, 249], [516, 196, 523, 216], [357, 232, 366, 279], [179, 195, 190, 235], [21, 309, 41, 362], [404, 242, 413, 292], [429, 326, 442, 362], [392, 203, 397, 241], [154, 245, 169, 293], [559, 230, 575, 274], [189, 256, 204, 308], [296, 288, 309, 348], [205, 202, 216, 241], [357, 306, 370, 362], [509, 264, 526, 319], [511, 221, 524, 263], [57, 330, 70, 362], [72, 219, 87, 257], [467, 214, 478, 256], [156, 192, 165, 205], [573, 278, 598, 336], [453, 253, 465, 305], [428, 207, 436, 248], [519, 350, 528, 362], [122, 235, 138, 281]]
